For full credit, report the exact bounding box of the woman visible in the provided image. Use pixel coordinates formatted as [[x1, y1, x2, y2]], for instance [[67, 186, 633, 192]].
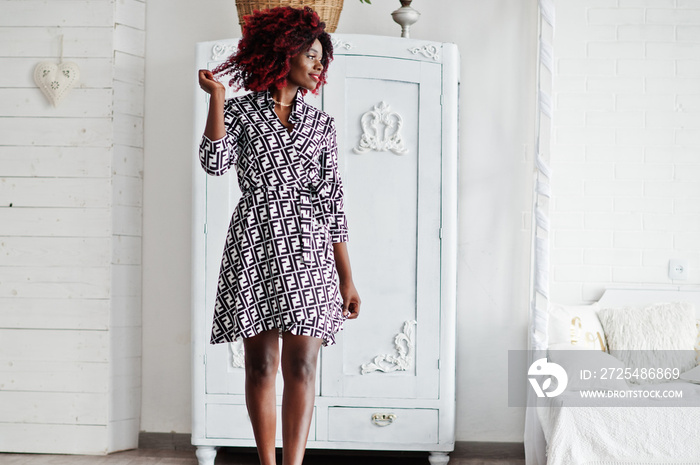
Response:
[[197, 6, 361, 465]]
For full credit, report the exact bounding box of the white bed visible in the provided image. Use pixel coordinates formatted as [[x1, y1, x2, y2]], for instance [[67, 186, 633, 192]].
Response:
[[535, 288, 700, 465]]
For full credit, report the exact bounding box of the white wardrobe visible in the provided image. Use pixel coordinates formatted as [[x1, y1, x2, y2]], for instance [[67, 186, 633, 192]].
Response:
[[192, 34, 459, 464]]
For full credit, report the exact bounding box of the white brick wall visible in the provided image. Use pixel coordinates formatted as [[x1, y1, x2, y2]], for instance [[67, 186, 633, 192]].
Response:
[[552, 0, 700, 303]]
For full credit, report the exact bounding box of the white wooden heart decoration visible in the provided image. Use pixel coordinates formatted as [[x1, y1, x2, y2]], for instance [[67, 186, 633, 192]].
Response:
[[33, 61, 80, 107]]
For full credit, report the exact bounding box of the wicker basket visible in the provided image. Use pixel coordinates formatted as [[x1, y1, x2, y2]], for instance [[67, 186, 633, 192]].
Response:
[[235, 0, 344, 33]]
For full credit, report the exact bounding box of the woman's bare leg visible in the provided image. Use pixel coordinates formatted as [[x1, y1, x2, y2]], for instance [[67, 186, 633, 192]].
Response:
[[280, 333, 322, 465], [243, 329, 281, 465]]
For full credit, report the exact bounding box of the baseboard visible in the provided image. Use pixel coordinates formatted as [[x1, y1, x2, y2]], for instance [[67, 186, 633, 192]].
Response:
[[138, 433, 524, 459], [138, 432, 195, 451], [453, 441, 525, 459]]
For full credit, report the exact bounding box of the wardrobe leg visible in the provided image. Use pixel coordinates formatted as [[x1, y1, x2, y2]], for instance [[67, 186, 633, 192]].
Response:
[[195, 445, 218, 465], [428, 451, 450, 465]]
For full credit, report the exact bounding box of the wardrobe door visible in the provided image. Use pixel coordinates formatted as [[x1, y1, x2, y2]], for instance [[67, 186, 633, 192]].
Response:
[[320, 54, 442, 400]]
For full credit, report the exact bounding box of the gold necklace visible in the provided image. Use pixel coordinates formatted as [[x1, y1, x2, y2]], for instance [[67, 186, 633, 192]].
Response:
[[271, 97, 293, 107]]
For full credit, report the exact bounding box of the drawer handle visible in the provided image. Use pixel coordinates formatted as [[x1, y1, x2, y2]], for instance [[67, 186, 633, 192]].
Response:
[[371, 413, 397, 427]]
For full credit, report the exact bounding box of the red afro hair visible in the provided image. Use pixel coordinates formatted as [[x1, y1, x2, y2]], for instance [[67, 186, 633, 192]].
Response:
[[213, 6, 333, 95]]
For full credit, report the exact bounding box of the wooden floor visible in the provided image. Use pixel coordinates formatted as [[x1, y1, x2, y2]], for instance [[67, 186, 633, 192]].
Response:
[[0, 447, 526, 465]]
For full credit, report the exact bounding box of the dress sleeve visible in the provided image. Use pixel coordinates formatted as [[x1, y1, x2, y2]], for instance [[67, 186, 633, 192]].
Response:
[[199, 99, 240, 176], [321, 118, 349, 243]]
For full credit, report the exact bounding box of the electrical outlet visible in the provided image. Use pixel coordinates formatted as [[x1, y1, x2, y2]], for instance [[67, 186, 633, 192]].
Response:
[[669, 259, 689, 280]]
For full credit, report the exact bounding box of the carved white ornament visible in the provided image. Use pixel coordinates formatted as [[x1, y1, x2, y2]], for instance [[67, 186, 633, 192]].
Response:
[[361, 320, 417, 375], [354, 101, 408, 155], [331, 37, 353, 50], [34, 61, 80, 107], [229, 341, 245, 368], [408, 44, 440, 61], [212, 42, 237, 61]]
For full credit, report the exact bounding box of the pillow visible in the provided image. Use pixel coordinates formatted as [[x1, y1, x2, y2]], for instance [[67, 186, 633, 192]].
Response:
[[680, 364, 700, 384], [549, 348, 629, 391], [598, 301, 697, 385], [548, 302, 607, 351]]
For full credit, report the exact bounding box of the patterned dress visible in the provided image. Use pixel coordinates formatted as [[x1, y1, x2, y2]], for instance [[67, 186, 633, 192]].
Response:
[[199, 90, 348, 346]]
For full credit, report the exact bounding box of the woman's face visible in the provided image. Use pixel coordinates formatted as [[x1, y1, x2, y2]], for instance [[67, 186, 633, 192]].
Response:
[[287, 39, 324, 92]]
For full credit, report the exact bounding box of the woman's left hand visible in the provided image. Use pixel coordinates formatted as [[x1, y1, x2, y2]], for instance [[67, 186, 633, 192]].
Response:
[[340, 280, 361, 319], [198, 69, 225, 97]]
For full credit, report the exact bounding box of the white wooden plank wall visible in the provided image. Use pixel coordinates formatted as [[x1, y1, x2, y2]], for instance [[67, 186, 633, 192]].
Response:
[[110, 0, 145, 452], [0, 0, 145, 455]]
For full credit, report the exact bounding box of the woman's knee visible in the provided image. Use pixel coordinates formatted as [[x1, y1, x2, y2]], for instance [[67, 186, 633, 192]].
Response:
[[243, 331, 280, 385], [281, 334, 321, 384], [245, 352, 279, 384], [282, 354, 318, 384]]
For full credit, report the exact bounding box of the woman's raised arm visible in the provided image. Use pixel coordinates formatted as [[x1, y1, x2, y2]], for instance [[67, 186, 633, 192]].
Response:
[[198, 69, 226, 141]]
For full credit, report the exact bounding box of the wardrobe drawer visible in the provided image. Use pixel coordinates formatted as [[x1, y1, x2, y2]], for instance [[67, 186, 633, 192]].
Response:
[[327, 407, 438, 444], [206, 404, 254, 439], [206, 404, 316, 440]]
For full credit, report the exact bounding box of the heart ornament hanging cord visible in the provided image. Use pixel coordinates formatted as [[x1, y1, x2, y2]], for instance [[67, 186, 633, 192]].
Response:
[[34, 35, 80, 107]]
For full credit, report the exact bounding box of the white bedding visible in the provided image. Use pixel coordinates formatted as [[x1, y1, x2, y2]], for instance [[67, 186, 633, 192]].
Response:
[[537, 382, 700, 465], [529, 289, 700, 465]]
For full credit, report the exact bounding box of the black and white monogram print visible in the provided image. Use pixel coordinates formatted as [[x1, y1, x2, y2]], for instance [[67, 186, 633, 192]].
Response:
[[200, 90, 349, 346]]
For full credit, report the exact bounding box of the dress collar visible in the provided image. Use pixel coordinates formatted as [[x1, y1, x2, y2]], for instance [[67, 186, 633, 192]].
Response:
[[260, 89, 305, 123]]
